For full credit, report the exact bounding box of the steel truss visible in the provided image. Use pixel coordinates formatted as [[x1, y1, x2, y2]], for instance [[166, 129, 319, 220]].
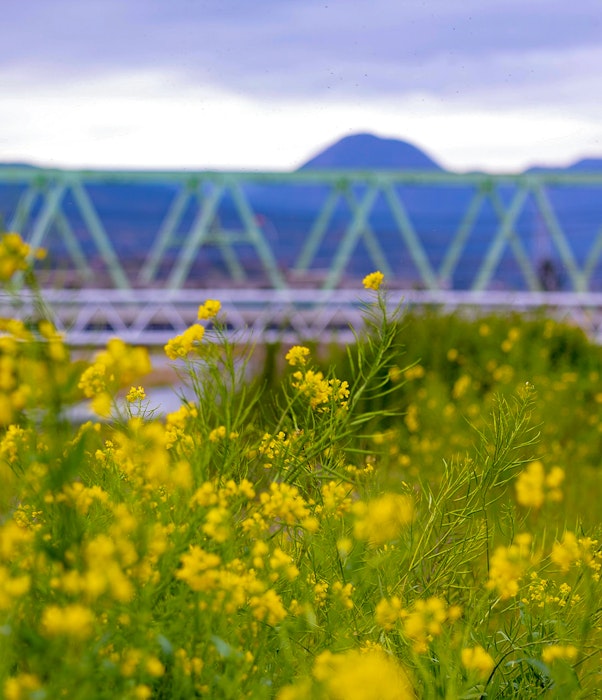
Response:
[[1, 168, 602, 292], [2, 167, 602, 344]]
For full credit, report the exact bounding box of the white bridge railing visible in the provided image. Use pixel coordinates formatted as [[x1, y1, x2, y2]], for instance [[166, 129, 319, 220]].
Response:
[[3, 289, 602, 346]]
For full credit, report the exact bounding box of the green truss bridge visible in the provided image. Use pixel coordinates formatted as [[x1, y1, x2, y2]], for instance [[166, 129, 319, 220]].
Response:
[[1, 166, 602, 344]]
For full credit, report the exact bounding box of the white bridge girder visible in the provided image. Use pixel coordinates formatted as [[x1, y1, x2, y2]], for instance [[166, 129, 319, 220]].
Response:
[[3, 289, 602, 347]]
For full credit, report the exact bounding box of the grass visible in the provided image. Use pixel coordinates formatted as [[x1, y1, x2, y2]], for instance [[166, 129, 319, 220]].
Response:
[[0, 239, 601, 699]]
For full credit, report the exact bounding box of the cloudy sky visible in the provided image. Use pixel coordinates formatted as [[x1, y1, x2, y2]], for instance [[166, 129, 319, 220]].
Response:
[[1, 0, 601, 172]]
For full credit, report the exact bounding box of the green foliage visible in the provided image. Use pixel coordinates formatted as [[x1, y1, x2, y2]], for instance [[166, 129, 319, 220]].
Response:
[[0, 251, 601, 698]]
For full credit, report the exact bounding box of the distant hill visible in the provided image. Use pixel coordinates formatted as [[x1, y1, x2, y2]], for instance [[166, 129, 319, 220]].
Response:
[[2, 133, 602, 290], [563, 158, 602, 172], [526, 157, 602, 174], [0, 163, 41, 170], [299, 133, 443, 171]]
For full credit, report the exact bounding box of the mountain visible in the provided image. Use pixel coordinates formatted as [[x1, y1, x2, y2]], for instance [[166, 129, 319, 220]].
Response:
[[0, 163, 40, 169], [561, 158, 602, 173], [1, 134, 602, 290], [526, 158, 602, 173], [299, 133, 443, 171]]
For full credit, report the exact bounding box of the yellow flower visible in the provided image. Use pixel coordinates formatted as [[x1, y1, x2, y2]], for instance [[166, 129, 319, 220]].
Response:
[[401, 597, 462, 653], [126, 386, 146, 403], [277, 679, 313, 700], [332, 580, 354, 609], [4, 674, 42, 700], [321, 480, 353, 517], [312, 648, 414, 700], [0, 425, 31, 466], [79, 341, 151, 406], [91, 391, 112, 418], [209, 425, 227, 442], [164, 324, 205, 360], [375, 596, 403, 631], [269, 547, 299, 581], [461, 646, 495, 677], [0, 568, 30, 611], [353, 493, 414, 546], [249, 588, 288, 625], [291, 369, 349, 411], [285, 345, 311, 367], [0, 232, 45, 283], [78, 362, 108, 398], [362, 270, 384, 290], [452, 374, 472, 400], [541, 644, 578, 664], [41, 603, 95, 639], [259, 482, 315, 530], [486, 533, 534, 600], [197, 299, 221, 320], [515, 460, 545, 509], [550, 531, 599, 573], [545, 466, 565, 502], [146, 656, 165, 677], [133, 686, 152, 700], [176, 545, 222, 591], [515, 461, 565, 509]]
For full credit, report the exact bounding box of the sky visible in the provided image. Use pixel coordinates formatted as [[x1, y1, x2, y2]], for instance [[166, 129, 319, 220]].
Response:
[[1, 0, 601, 173]]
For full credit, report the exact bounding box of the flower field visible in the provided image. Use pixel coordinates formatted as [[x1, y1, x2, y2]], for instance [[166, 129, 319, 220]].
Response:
[[0, 235, 601, 699]]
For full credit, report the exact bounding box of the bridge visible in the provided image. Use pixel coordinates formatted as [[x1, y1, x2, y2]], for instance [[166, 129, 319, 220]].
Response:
[[2, 166, 602, 344]]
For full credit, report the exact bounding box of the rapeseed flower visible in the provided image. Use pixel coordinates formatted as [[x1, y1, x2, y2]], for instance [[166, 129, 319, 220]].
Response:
[[0, 567, 30, 610], [126, 386, 146, 402], [312, 648, 414, 700], [41, 604, 95, 640], [362, 270, 384, 291], [550, 532, 582, 572], [259, 482, 319, 532], [208, 425, 238, 442], [515, 460, 565, 509], [515, 460, 545, 508], [0, 424, 31, 467], [375, 596, 403, 631], [60, 481, 109, 514], [145, 656, 165, 677], [164, 324, 205, 360], [3, 674, 42, 700], [550, 531, 601, 577], [249, 588, 287, 625], [0, 519, 35, 560], [0, 232, 45, 283], [197, 299, 221, 319], [401, 597, 462, 653], [541, 644, 578, 664], [165, 403, 198, 450], [291, 369, 349, 411], [461, 646, 495, 677], [321, 480, 354, 517], [332, 580, 354, 610], [79, 340, 151, 415], [311, 577, 329, 608], [353, 493, 414, 546], [269, 547, 299, 581], [285, 345, 311, 367], [487, 533, 535, 600], [202, 505, 231, 543], [176, 545, 221, 592]]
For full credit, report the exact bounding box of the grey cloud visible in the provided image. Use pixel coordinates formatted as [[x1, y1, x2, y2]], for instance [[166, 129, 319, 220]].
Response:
[[1, 0, 600, 106]]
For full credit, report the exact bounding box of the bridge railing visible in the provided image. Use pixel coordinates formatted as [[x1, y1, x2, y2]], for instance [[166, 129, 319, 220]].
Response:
[[2, 167, 602, 344], [2, 288, 602, 346]]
